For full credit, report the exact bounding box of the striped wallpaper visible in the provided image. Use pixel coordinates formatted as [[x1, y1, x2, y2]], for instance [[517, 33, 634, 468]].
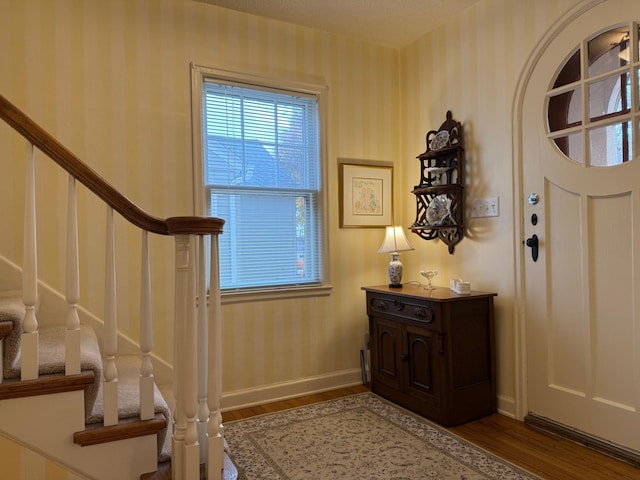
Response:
[[0, 0, 583, 476], [400, 0, 579, 415]]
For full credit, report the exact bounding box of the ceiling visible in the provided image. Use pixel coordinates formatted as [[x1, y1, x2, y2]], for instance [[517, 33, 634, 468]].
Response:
[[195, 0, 482, 49]]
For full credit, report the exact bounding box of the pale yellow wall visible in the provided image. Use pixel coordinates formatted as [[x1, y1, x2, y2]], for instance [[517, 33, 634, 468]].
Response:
[[0, 0, 398, 397], [400, 0, 581, 411], [0, 0, 592, 474], [0, 0, 586, 421]]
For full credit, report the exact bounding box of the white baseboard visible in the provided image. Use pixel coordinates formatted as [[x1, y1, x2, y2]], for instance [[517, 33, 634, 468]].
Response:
[[221, 368, 363, 411], [496, 393, 517, 419]]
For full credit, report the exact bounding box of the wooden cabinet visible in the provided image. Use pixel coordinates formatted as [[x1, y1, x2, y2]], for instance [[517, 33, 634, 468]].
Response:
[[362, 284, 497, 427]]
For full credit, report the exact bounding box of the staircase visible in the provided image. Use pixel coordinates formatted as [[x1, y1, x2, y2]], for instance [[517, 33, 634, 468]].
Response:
[[0, 94, 237, 479]]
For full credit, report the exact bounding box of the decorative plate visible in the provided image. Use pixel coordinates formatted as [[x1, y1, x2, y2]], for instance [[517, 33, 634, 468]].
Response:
[[429, 130, 450, 151], [425, 195, 452, 226]]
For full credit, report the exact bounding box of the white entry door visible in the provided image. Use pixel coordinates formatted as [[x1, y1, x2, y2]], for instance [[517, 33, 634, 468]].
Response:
[[522, 0, 640, 452]]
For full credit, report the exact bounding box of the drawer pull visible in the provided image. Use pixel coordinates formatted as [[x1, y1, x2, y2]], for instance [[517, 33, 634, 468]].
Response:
[[400, 354, 409, 362], [372, 299, 387, 310], [414, 306, 434, 323]]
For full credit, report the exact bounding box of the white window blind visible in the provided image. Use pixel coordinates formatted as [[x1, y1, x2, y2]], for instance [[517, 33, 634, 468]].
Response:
[[202, 80, 322, 291]]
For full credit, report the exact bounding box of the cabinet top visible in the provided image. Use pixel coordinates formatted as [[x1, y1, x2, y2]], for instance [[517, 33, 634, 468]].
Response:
[[361, 284, 497, 302]]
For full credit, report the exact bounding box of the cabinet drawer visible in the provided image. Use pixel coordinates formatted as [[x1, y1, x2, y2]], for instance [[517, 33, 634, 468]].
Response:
[[366, 292, 440, 329]]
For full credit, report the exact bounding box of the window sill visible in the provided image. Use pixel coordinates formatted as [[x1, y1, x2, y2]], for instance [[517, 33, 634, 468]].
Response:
[[221, 284, 333, 304]]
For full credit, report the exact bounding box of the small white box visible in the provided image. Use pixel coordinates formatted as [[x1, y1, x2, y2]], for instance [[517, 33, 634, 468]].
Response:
[[450, 279, 471, 294]]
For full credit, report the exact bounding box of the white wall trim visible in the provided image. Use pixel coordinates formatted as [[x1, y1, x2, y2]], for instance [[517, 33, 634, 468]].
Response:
[[221, 368, 363, 411], [496, 393, 517, 419]]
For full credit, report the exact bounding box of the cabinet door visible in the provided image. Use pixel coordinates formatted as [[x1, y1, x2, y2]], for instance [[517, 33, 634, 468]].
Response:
[[371, 317, 402, 391], [404, 324, 441, 411]]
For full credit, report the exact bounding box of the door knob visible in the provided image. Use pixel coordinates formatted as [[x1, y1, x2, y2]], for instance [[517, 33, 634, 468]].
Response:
[[525, 234, 538, 262]]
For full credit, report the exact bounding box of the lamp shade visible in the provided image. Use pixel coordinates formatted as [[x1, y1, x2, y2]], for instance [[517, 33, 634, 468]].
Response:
[[377, 226, 414, 254]]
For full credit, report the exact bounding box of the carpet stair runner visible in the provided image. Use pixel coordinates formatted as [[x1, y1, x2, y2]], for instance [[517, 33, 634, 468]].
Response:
[[0, 293, 174, 477]]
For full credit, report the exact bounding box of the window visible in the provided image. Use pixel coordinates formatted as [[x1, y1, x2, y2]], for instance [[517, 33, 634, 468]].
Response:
[[192, 67, 328, 295], [546, 23, 640, 166]]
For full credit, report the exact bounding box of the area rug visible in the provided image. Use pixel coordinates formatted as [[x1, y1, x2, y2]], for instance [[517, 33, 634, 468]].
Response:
[[224, 393, 541, 479]]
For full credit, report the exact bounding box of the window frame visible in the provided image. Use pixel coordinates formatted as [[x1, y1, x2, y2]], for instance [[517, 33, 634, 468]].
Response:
[[191, 64, 332, 302]]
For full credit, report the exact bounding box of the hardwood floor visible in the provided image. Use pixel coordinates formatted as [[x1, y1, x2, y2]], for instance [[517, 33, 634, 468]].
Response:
[[222, 385, 640, 480]]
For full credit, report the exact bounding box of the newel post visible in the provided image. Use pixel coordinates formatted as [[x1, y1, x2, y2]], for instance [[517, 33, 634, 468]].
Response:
[[172, 234, 200, 480]]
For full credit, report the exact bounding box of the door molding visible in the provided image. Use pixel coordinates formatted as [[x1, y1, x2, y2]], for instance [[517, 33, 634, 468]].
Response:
[[511, 0, 605, 420]]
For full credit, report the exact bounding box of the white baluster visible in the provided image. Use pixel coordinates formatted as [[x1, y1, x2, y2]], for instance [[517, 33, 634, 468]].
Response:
[[22, 142, 38, 381], [207, 233, 223, 480], [103, 206, 119, 426], [197, 236, 210, 460], [172, 235, 191, 480], [139, 230, 154, 420], [65, 175, 81, 376]]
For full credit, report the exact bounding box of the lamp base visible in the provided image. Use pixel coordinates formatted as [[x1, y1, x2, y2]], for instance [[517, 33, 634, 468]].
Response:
[[387, 253, 404, 289]]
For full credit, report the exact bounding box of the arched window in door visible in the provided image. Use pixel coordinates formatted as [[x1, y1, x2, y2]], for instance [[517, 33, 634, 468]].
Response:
[[547, 23, 639, 166]]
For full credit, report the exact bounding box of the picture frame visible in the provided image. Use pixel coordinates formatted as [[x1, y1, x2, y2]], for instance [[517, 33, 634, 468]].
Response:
[[339, 159, 393, 228]]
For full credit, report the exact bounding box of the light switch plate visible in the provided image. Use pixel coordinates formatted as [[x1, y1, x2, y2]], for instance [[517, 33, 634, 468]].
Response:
[[470, 197, 499, 218]]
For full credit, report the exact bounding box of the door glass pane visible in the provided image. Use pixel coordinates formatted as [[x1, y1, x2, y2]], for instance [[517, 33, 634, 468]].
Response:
[[589, 72, 631, 121], [548, 87, 582, 132], [553, 49, 581, 89], [588, 27, 630, 78], [637, 24, 640, 62], [553, 132, 584, 164], [547, 23, 637, 167], [589, 121, 632, 166], [637, 68, 640, 111]]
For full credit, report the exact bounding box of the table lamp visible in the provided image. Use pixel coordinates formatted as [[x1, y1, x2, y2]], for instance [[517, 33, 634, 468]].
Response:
[[377, 226, 414, 288]]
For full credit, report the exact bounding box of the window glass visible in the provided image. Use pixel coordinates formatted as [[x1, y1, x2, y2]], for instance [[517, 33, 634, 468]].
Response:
[[587, 27, 629, 78], [548, 88, 582, 132], [589, 121, 632, 166], [637, 68, 640, 111], [553, 132, 584, 164], [589, 72, 631, 121], [553, 49, 581, 89], [547, 24, 637, 166], [202, 81, 323, 291]]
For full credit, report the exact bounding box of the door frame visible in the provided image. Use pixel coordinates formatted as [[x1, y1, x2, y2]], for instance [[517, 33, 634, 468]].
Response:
[[511, 0, 605, 420]]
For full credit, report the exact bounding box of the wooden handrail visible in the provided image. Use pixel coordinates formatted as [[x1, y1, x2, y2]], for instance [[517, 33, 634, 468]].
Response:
[[1, 93, 227, 478], [0, 94, 223, 236]]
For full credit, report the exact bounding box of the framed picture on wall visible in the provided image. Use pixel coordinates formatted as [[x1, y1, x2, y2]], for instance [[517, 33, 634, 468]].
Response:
[[339, 159, 393, 228]]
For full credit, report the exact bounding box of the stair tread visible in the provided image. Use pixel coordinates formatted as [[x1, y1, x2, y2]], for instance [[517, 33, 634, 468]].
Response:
[[0, 319, 12, 339], [85, 354, 172, 462], [0, 296, 172, 465], [0, 370, 95, 400], [74, 412, 167, 447], [89, 354, 171, 420]]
